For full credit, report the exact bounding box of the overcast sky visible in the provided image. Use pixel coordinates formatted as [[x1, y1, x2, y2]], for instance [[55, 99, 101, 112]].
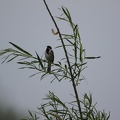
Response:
[[0, 0, 120, 120]]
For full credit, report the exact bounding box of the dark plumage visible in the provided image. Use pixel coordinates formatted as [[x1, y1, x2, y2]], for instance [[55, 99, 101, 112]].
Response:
[[45, 46, 54, 72]]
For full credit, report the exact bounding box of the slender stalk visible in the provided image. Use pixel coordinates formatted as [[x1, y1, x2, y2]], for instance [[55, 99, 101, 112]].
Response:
[[43, 0, 83, 119]]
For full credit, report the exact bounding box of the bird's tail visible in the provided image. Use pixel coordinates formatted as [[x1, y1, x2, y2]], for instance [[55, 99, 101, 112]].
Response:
[[47, 62, 51, 73]]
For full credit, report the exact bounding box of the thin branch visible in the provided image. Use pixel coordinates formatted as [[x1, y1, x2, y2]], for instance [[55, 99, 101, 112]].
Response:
[[43, 0, 83, 119]]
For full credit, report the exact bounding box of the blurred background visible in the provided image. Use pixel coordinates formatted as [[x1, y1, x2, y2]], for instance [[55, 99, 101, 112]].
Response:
[[0, 0, 120, 119]]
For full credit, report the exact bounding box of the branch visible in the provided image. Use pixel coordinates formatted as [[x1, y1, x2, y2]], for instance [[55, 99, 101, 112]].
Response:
[[43, 0, 83, 119]]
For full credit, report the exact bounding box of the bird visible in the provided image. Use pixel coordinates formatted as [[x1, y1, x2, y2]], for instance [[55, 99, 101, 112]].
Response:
[[45, 46, 54, 72]]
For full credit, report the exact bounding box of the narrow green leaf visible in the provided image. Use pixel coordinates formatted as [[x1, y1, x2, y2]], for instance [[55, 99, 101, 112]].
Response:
[[29, 72, 40, 78], [73, 25, 78, 32], [17, 61, 33, 65], [0, 51, 7, 56], [65, 38, 74, 45], [6, 55, 18, 63], [65, 64, 67, 69], [58, 61, 61, 65], [62, 7, 71, 24], [9, 42, 32, 56], [80, 43, 83, 62], [62, 7, 69, 18], [1, 54, 13, 63], [17, 61, 28, 65], [66, 9, 73, 26], [53, 63, 62, 68], [85, 56, 101, 59], [56, 16, 68, 22], [55, 44, 72, 49], [61, 34, 74, 38], [41, 73, 48, 80], [35, 51, 44, 69], [28, 110, 33, 118]]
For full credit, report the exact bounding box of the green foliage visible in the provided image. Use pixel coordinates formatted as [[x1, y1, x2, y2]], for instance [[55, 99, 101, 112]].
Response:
[[37, 92, 110, 120], [21, 110, 39, 120], [0, 0, 109, 120]]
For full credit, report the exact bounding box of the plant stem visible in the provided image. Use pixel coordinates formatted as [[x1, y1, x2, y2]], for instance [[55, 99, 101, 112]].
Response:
[[43, 0, 83, 119]]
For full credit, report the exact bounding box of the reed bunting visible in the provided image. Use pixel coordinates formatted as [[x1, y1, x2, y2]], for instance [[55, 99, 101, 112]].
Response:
[[45, 46, 54, 72]]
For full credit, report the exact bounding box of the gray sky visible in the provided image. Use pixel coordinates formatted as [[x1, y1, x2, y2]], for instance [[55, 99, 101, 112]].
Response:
[[0, 0, 120, 119]]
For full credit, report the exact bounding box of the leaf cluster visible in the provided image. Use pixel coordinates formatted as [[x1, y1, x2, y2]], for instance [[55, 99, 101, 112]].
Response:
[[30, 92, 110, 120], [0, 42, 46, 77]]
